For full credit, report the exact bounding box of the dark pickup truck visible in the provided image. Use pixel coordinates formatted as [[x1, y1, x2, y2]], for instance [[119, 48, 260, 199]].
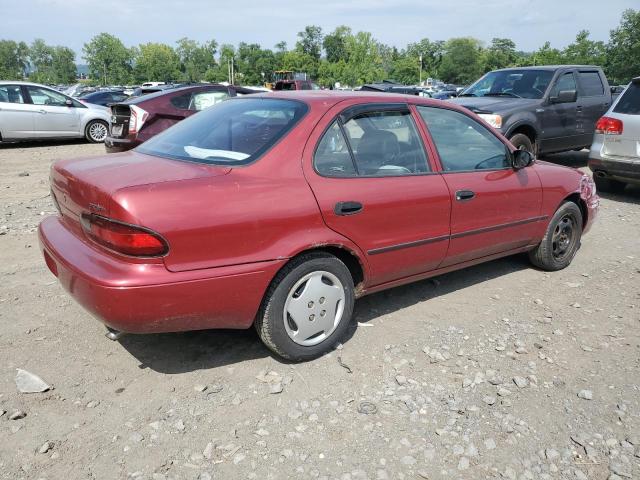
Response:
[[451, 66, 612, 155]]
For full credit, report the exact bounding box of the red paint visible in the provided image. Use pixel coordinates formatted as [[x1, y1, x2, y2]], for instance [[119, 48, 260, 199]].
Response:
[[39, 92, 599, 334]]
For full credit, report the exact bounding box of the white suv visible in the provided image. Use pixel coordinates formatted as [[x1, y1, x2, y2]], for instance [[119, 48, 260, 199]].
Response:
[[0, 81, 111, 143], [589, 77, 640, 192]]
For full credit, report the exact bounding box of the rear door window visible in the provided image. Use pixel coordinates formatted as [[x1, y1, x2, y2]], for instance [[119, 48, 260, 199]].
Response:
[[578, 71, 604, 97], [613, 82, 640, 115], [0, 85, 25, 103]]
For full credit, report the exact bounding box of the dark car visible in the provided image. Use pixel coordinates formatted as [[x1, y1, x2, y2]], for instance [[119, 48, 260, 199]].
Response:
[[105, 84, 258, 153], [79, 90, 129, 107], [360, 82, 423, 96], [40, 92, 598, 361], [431, 90, 458, 100], [451, 66, 612, 155], [274, 79, 319, 90]]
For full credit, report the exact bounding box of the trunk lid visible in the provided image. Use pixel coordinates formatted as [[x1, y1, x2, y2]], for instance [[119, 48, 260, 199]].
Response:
[[51, 151, 230, 225]]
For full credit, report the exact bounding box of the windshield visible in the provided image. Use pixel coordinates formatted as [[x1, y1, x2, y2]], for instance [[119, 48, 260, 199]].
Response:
[[461, 69, 554, 99], [136, 98, 308, 166]]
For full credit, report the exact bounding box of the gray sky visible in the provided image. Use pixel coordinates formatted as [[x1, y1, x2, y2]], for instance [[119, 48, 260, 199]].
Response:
[[5, 0, 637, 59]]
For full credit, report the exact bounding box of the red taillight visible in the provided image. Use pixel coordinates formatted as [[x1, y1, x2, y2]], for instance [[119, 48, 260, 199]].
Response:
[[81, 214, 168, 257], [595, 116, 623, 135]]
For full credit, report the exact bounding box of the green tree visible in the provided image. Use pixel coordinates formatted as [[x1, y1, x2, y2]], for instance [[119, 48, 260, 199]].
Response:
[[606, 9, 640, 84], [235, 43, 275, 85], [439, 37, 484, 84], [323, 26, 351, 63], [340, 31, 385, 85], [51, 46, 77, 83], [484, 38, 519, 71], [176, 38, 217, 82], [134, 43, 181, 83], [83, 33, 134, 85], [0, 40, 29, 80], [532, 41, 564, 66], [296, 25, 323, 60], [563, 30, 606, 66], [405, 38, 444, 80], [28, 39, 53, 83]]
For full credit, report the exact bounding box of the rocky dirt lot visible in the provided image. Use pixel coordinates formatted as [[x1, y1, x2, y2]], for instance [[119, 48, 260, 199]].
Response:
[[0, 141, 639, 480]]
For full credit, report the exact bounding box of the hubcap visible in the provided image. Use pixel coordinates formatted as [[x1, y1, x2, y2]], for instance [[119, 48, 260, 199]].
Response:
[[283, 271, 345, 347], [89, 122, 107, 141], [551, 214, 576, 260]]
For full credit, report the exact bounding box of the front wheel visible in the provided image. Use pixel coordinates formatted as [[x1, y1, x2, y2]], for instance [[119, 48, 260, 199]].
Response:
[[255, 253, 355, 361], [85, 120, 108, 143], [508, 133, 535, 155], [529, 202, 583, 271]]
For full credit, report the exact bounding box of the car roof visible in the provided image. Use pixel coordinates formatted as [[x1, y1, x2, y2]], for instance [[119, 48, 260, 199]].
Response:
[[124, 84, 229, 104], [492, 65, 601, 72], [0, 80, 60, 87], [245, 90, 467, 111]]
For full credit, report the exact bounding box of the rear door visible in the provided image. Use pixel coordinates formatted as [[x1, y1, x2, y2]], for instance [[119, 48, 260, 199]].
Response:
[[0, 84, 34, 139], [416, 105, 543, 267], [303, 102, 451, 286], [576, 70, 611, 146], [25, 85, 81, 137]]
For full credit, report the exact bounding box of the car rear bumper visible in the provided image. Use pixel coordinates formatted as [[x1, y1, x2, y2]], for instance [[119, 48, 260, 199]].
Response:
[[38, 216, 284, 334], [588, 156, 640, 185], [105, 135, 138, 153]]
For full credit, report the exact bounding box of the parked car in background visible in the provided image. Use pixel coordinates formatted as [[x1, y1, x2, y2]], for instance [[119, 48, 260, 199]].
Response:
[[431, 90, 458, 100], [588, 77, 640, 192], [0, 81, 111, 143], [452, 66, 612, 155], [360, 82, 424, 95], [274, 79, 319, 90], [105, 83, 258, 152], [78, 90, 129, 107], [40, 92, 598, 361]]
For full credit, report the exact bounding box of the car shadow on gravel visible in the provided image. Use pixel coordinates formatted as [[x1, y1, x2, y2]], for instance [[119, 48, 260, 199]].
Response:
[[0, 139, 89, 149], [118, 254, 531, 373], [538, 150, 588, 168]]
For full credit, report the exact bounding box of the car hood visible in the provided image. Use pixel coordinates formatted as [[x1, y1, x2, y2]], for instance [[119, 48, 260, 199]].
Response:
[[450, 96, 538, 114]]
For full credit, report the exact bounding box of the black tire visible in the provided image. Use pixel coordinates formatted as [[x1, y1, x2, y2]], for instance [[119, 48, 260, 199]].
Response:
[[85, 120, 108, 143], [529, 202, 583, 271], [593, 175, 626, 194], [509, 133, 534, 155], [255, 252, 355, 361]]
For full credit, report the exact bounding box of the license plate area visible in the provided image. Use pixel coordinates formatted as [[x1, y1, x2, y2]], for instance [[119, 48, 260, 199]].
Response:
[[111, 124, 123, 137]]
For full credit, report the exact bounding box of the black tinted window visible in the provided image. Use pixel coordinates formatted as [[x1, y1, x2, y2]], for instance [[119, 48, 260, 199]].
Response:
[[418, 107, 509, 172], [551, 73, 577, 97], [613, 83, 640, 115], [578, 72, 604, 96], [170, 92, 192, 109], [0, 85, 25, 103], [136, 98, 308, 166]]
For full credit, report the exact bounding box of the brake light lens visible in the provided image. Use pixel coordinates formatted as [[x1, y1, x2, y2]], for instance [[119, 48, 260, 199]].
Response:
[[81, 214, 168, 257], [128, 105, 149, 134], [595, 116, 623, 135]]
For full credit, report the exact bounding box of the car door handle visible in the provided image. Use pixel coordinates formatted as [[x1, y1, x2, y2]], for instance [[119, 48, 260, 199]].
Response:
[[455, 190, 475, 201], [576, 106, 582, 112], [38, 109, 46, 114], [334, 201, 363, 216]]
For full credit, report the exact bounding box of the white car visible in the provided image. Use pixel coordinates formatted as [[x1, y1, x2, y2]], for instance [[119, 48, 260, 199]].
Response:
[[588, 76, 640, 192], [0, 81, 111, 143]]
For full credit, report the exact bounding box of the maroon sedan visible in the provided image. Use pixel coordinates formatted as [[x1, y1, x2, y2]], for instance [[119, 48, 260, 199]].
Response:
[[39, 92, 599, 361], [104, 84, 256, 153]]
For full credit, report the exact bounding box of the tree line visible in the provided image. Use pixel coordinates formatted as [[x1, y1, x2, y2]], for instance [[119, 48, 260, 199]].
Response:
[[0, 9, 638, 87]]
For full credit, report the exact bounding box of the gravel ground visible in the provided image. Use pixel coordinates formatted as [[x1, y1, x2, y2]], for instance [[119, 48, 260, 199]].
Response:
[[0, 141, 639, 480]]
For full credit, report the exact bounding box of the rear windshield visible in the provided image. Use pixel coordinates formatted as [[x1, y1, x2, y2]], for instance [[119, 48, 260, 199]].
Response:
[[136, 98, 308, 165], [613, 82, 640, 115]]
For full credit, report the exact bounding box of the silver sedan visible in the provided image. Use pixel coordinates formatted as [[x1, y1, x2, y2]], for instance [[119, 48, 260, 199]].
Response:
[[0, 81, 110, 143]]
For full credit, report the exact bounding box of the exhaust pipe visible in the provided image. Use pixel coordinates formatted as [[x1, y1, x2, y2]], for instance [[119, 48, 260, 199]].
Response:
[[105, 327, 126, 341], [593, 170, 607, 178]]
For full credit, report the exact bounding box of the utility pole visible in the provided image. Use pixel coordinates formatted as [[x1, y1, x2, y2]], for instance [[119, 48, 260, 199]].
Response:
[[419, 55, 423, 86]]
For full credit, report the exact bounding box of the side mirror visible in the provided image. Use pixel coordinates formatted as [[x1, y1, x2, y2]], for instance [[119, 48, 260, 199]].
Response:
[[551, 89, 577, 104], [512, 149, 534, 169], [65, 99, 74, 107]]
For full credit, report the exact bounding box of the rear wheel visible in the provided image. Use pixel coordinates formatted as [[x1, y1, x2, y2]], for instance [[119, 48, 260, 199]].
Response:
[[85, 120, 108, 143], [529, 202, 582, 271], [508, 133, 534, 155], [255, 252, 355, 361], [593, 175, 626, 194]]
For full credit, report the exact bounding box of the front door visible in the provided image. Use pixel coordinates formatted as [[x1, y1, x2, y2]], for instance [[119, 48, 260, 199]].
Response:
[[0, 84, 34, 139], [25, 86, 80, 137], [540, 71, 580, 153], [303, 103, 451, 286], [416, 105, 543, 267]]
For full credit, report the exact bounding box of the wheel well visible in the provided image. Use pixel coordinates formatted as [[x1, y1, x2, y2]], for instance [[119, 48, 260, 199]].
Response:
[[289, 246, 365, 291], [564, 193, 588, 230], [509, 125, 537, 144]]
